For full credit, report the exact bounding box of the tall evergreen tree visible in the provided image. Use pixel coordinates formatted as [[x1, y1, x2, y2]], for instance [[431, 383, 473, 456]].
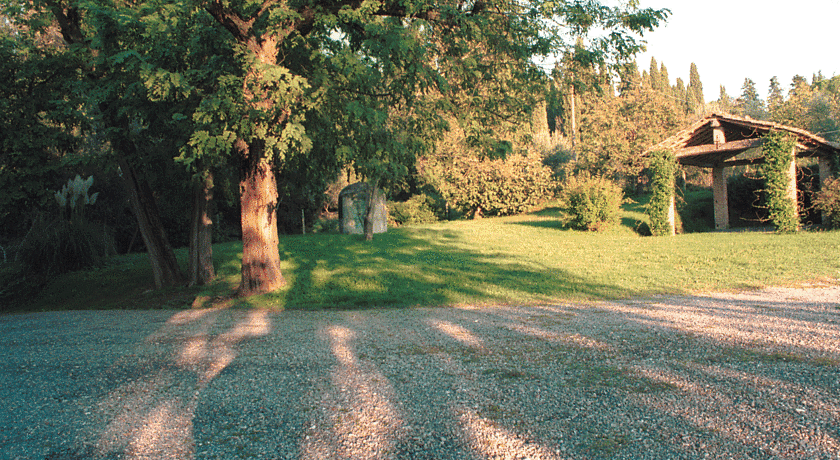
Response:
[[648, 57, 661, 92], [687, 62, 704, 114], [673, 78, 690, 113], [658, 62, 670, 93], [738, 78, 765, 119], [713, 85, 734, 113], [618, 60, 640, 96], [768, 76, 784, 118]]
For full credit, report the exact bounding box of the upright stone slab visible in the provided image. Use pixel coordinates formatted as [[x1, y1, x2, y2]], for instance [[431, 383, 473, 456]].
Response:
[[339, 182, 387, 235]]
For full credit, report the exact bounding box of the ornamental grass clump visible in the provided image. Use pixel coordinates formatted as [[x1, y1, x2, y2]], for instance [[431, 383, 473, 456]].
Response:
[[18, 175, 114, 280], [561, 174, 624, 231]]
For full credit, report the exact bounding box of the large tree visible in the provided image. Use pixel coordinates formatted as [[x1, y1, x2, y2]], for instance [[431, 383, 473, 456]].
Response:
[[186, 0, 668, 295]]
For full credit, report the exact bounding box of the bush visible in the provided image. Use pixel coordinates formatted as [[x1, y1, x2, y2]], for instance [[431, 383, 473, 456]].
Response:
[[813, 177, 840, 229], [424, 152, 555, 218], [388, 194, 440, 226], [561, 174, 624, 231]]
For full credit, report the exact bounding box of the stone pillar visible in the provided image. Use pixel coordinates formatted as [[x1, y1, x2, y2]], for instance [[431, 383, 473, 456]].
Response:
[[666, 194, 676, 236], [786, 149, 798, 224], [819, 156, 832, 224], [819, 156, 832, 186], [712, 166, 729, 230]]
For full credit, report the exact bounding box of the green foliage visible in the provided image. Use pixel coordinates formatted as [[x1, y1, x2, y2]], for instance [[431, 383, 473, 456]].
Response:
[[388, 194, 441, 226], [646, 150, 677, 236], [561, 174, 624, 231], [761, 131, 799, 233], [0, 32, 78, 238], [813, 177, 840, 229], [425, 152, 555, 218], [727, 173, 768, 226]]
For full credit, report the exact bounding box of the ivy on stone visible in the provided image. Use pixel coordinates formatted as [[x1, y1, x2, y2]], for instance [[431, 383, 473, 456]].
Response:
[[647, 149, 677, 236], [761, 130, 799, 233]]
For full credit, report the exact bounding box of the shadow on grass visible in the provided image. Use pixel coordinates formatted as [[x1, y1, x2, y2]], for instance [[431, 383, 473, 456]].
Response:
[[267, 227, 631, 310]]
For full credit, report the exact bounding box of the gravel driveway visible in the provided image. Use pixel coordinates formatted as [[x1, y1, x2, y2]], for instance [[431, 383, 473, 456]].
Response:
[[1, 285, 839, 460]]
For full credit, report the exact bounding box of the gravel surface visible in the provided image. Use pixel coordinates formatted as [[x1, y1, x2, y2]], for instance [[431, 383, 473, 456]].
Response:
[[1, 285, 839, 459]]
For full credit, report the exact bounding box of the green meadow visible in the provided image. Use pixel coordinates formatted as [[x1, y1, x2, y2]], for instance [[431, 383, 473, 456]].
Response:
[[24, 201, 840, 312]]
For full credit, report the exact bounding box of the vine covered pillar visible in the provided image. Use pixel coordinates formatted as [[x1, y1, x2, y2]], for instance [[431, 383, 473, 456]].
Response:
[[786, 147, 798, 217]]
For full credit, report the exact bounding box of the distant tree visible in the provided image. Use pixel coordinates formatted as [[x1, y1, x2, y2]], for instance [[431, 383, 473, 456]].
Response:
[[618, 60, 641, 96], [648, 57, 661, 92], [687, 62, 704, 114], [673, 77, 687, 112], [768, 76, 785, 117], [737, 78, 765, 119], [710, 85, 735, 114], [658, 63, 670, 93]]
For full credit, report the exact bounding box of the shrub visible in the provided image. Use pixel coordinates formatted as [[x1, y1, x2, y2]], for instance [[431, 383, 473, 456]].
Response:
[[424, 152, 555, 218], [388, 194, 440, 226], [813, 177, 840, 229], [561, 174, 624, 231]]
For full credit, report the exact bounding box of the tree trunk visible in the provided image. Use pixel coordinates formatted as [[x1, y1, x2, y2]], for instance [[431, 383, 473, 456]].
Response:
[[189, 168, 215, 286], [116, 154, 185, 288], [363, 182, 377, 241], [237, 139, 286, 296]]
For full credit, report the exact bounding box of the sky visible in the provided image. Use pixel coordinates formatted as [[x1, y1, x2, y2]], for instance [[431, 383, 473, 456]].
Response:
[[634, 0, 840, 102]]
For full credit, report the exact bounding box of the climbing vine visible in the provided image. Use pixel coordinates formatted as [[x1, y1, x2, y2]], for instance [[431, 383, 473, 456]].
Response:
[[761, 131, 799, 233], [647, 149, 678, 236]]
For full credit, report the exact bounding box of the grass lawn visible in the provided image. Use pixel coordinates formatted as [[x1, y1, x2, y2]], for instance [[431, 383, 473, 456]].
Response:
[[23, 201, 840, 311]]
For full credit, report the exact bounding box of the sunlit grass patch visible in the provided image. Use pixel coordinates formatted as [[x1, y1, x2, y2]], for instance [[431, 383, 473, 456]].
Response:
[[19, 200, 840, 311]]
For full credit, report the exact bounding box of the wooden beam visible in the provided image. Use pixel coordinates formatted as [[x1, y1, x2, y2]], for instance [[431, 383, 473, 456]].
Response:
[[676, 138, 763, 158], [720, 157, 765, 167]]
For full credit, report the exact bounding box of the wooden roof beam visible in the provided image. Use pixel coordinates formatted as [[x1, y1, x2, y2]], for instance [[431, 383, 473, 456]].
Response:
[[675, 138, 763, 159]]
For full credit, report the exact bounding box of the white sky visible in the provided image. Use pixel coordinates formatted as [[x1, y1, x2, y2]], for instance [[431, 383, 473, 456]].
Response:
[[635, 0, 840, 102]]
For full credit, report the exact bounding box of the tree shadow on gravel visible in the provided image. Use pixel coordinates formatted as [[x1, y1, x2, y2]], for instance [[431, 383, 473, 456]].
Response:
[[12, 288, 839, 459]]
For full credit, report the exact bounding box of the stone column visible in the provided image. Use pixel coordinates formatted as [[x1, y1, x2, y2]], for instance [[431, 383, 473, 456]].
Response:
[[712, 166, 729, 230], [819, 156, 832, 224], [666, 194, 676, 236], [786, 148, 799, 227]]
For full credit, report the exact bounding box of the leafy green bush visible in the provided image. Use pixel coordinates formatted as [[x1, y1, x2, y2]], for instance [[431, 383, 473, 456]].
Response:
[[561, 174, 624, 231], [311, 216, 340, 233], [426, 152, 555, 218], [646, 150, 677, 236], [813, 177, 840, 228], [388, 194, 440, 226]]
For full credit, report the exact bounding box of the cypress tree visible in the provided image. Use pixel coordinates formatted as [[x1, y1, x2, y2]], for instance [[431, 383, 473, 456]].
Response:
[[686, 63, 704, 114], [659, 63, 670, 93], [674, 77, 687, 112], [649, 57, 661, 92], [738, 78, 764, 119]]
